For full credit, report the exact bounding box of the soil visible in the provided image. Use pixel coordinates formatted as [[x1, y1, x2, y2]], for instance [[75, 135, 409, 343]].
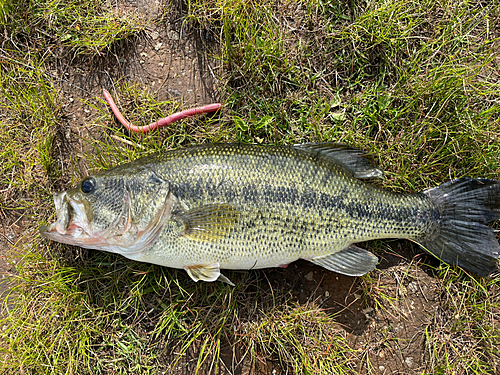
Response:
[[238, 244, 442, 375], [0, 2, 449, 374]]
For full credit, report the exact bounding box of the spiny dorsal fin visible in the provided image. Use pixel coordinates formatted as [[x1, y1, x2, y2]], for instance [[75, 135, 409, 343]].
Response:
[[309, 245, 379, 276], [174, 203, 239, 242], [293, 143, 383, 179]]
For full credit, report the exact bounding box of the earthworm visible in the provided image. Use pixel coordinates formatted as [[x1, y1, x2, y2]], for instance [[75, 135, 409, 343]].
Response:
[[102, 89, 222, 134]]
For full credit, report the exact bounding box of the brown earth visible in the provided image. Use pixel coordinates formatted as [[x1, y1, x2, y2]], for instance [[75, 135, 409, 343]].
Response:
[[236, 244, 442, 375], [0, 2, 452, 374]]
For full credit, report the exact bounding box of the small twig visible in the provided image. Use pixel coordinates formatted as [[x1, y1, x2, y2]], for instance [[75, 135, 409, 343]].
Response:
[[110, 134, 145, 149], [102, 89, 222, 134]]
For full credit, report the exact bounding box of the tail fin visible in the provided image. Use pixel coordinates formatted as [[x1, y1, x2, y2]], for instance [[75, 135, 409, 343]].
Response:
[[419, 178, 500, 277]]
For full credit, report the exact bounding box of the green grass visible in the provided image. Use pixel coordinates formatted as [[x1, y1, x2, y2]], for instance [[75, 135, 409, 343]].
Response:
[[1, 0, 147, 56], [1, 0, 500, 374], [0, 58, 62, 210], [422, 270, 500, 373]]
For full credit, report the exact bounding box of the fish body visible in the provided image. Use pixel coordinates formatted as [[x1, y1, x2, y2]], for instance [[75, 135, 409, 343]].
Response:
[[40, 143, 500, 283]]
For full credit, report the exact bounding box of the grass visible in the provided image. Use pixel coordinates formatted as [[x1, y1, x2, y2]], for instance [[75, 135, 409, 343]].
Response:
[[1, 0, 147, 56], [1, 0, 500, 374], [0, 58, 62, 210]]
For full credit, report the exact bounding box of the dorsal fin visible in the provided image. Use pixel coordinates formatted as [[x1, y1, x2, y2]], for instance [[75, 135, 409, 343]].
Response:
[[293, 142, 383, 179]]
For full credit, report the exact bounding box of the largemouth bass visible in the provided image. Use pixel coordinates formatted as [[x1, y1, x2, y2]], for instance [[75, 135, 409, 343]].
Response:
[[40, 143, 500, 284]]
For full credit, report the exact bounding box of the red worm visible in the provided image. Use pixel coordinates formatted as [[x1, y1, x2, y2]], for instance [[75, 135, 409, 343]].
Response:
[[102, 89, 222, 134]]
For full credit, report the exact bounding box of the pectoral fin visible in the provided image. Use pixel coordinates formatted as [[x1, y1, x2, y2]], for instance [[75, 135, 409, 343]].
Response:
[[174, 203, 239, 242], [309, 245, 379, 276], [185, 263, 235, 286]]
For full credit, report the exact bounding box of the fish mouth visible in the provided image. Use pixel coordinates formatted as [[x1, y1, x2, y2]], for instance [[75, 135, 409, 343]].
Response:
[[40, 192, 93, 246]]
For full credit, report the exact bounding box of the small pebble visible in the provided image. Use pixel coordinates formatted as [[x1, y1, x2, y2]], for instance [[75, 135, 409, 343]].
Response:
[[405, 357, 413, 367], [361, 307, 373, 315], [168, 30, 180, 40], [408, 281, 418, 293]]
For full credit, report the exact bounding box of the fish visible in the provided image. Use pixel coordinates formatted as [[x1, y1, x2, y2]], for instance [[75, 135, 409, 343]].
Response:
[[39, 143, 500, 284]]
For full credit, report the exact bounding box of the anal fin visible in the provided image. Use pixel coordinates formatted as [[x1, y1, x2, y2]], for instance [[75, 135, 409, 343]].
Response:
[[309, 245, 378, 276]]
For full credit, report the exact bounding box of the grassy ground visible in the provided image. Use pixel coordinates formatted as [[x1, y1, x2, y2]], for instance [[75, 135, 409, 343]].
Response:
[[1, 0, 500, 373]]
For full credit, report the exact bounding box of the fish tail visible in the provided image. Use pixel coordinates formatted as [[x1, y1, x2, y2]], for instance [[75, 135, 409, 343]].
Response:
[[418, 178, 500, 277]]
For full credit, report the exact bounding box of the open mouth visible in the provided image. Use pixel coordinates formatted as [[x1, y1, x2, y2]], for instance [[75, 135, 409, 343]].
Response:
[[39, 192, 92, 244]]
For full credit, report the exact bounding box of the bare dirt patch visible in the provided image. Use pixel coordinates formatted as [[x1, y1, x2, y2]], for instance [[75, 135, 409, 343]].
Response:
[[264, 246, 442, 375]]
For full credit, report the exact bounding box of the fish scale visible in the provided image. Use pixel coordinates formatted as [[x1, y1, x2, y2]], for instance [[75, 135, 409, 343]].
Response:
[[119, 144, 434, 270], [40, 143, 500, 283]]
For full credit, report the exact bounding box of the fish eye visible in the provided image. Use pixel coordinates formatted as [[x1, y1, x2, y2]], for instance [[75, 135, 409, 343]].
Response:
[[81, 177, 96, 193]]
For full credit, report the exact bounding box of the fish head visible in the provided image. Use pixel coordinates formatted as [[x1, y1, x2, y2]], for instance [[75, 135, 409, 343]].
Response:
[[40, 165, 175, 256], [39, 172, 135, 251]]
